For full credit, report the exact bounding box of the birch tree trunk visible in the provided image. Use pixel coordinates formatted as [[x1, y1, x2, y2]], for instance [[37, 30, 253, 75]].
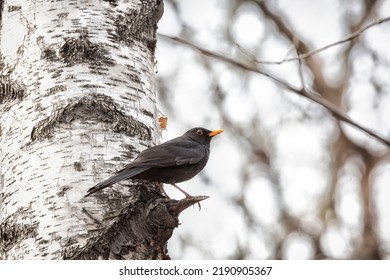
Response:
[[0, 0, 200, 260]]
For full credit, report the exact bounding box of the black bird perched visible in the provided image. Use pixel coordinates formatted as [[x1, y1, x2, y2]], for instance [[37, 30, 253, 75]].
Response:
[[84, 127, 223, 198]]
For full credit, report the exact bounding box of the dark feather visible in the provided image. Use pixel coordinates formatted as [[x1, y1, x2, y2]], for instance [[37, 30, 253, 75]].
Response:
[[83, 167, 149, 197]]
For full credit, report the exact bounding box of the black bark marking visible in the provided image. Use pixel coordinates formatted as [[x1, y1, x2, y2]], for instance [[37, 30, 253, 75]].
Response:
[[0, 75, 25, 104], [45, 85, 67, 96], [113, 0, 164, 54], [73, 161, 85, 171], [30, 95, 152, 142], [0, 207, 39, 253], [59, 33, 114, 66], [103, 0, 118, 6], [41, 47, 57, 61]]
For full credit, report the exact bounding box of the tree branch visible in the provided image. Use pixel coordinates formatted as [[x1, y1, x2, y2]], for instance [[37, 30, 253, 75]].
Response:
[[159, 34, 390, 147], [253, 16, 390, 65]]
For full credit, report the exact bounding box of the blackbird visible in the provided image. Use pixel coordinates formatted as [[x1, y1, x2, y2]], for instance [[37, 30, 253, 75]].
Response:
[[84, 127, 223, 198]]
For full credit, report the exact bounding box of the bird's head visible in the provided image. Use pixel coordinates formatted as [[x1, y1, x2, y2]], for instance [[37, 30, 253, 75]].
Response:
[[184, 127, 223, 146]]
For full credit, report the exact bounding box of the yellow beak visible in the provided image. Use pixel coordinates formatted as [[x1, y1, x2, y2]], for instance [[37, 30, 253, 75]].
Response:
[[208, 129, 224, 137]]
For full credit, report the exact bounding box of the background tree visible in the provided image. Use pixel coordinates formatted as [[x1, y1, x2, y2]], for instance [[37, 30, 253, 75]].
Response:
[[157, 0, 390, 259]]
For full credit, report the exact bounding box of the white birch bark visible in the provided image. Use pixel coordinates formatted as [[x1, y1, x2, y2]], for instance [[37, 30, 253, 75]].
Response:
[[0, 0, 176, 259]]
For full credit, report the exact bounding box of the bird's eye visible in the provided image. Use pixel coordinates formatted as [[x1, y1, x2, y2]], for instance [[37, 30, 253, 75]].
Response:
[[196, 129, 203, 135]]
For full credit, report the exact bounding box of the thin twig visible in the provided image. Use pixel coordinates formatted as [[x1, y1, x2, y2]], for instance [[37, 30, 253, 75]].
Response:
[[159, 34, 390, 147], [255, 16, 390, 65], [296, 49, 306, 90]]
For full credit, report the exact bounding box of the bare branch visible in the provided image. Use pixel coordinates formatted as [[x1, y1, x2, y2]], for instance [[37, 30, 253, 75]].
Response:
[[159, 34, 390, 147]]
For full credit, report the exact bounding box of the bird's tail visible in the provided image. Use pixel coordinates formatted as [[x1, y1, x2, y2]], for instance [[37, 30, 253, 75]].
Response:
[[83, 167, 149, 198]]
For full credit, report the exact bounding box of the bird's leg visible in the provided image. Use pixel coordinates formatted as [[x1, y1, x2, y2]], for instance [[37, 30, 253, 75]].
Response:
[[155, 181, 170, 199], [170, 183, 194, 198]]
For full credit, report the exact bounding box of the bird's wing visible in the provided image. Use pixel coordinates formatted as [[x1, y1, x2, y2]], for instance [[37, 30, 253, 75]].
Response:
[[84, 138, 208, 198], [129, 139, 207, 168]]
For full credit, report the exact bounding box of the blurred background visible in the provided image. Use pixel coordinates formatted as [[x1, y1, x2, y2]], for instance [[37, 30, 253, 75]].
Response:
[[155, 0, 390, 259]]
